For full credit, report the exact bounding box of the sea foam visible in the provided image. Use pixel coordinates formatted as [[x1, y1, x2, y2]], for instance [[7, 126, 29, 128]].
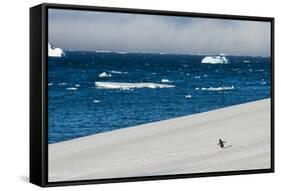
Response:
[[95, 82, 175, 90]]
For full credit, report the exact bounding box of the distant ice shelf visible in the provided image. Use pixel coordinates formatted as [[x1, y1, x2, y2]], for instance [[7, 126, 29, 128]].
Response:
[[201, 54, 229, 64], [48, 43, 64, 57]]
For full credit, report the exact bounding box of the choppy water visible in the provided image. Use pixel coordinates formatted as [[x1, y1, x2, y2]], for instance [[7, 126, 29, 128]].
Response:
[[48, 51, 271, 144]]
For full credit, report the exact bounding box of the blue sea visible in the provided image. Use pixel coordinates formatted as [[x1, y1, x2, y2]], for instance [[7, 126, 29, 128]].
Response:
[[48, 52, 271, 144]]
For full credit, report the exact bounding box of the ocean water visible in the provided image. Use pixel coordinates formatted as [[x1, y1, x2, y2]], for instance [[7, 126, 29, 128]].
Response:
[[48, 52, 271, 144]]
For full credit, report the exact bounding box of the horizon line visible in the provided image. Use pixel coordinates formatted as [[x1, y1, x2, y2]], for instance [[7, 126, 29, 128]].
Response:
[[61, 48, 270, 57]]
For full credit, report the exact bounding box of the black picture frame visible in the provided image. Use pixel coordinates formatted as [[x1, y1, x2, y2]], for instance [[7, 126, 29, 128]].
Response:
[[30, 3, 275, 187]]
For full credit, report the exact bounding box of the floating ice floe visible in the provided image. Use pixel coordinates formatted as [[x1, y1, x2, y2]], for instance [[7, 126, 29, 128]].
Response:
[[95, 50, 112, 53], [93, 100, 100, 103], [201, 54, 229, 64], [95, 82, 175, 90], [75, 84, 80, 87], [243, 60, 251, 63], [48, 43, 64, 57], [115, 51, 128, 54], [58, 82, 67, 86], [66, 87, 78, 91], [110, 70, 128, 74], [185, 95, 192, 98], [161, 79, 173, 83], [48, 83, 53, 86], [201, 86, 234, 91], [99, 72, 112, 77]]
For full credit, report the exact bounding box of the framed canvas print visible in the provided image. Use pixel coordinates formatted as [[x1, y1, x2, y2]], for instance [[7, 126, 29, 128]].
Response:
[[30, 3, 274, 187]]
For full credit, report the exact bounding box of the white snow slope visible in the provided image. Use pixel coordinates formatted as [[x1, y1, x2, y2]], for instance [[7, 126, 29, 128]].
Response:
[[49, 99, 271, 182]]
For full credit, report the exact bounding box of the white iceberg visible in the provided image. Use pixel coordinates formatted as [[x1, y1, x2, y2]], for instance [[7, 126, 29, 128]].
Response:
[[95, 82, 175, 90], [99, 72, 112, 77], [48, 43, 64, 57], [201, 54, 229, 64], [115, 51, 128, 54], [95, 50, 112, 53], [161, 79, 173, 83]]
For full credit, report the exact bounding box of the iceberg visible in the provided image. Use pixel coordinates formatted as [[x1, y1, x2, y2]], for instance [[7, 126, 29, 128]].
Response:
[[201, 54, 229, 64], [99, 72, 112, 77], [115, 51, 128, 54], [48, 43, 64, 57], [95, 50, 112, 53], [161, 79, 173, 83], [95, 82, 175, 90]]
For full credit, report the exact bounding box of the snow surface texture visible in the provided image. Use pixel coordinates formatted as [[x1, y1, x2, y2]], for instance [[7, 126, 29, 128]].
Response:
[[48, 43, 64, 57], [48, 99, 271, 182], [201, 55, 229, 64]]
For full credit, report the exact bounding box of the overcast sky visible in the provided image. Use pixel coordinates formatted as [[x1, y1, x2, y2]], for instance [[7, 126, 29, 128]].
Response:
[[48, 9, 271, 56]]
